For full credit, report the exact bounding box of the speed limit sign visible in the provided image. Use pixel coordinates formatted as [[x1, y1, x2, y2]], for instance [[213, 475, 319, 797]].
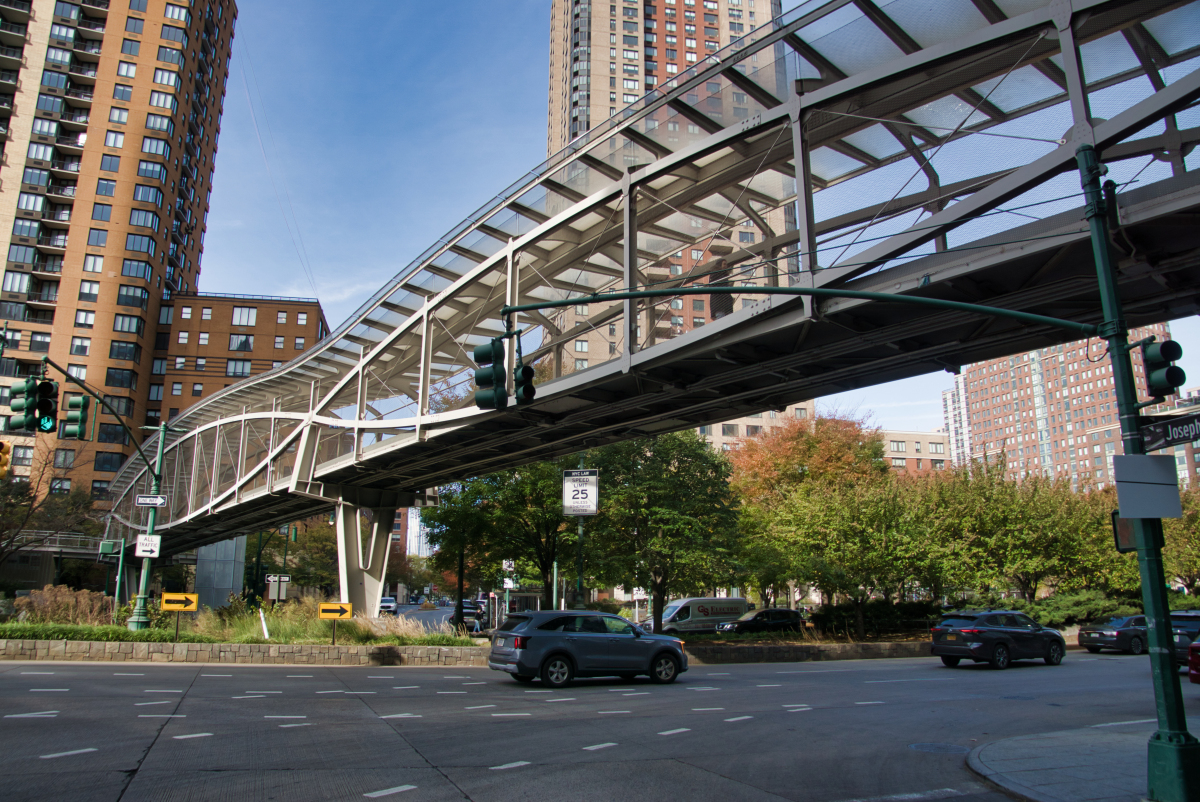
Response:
[[562, 469, 599, 516]]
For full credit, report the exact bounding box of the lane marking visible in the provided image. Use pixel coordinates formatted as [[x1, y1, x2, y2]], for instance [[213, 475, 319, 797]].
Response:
[[462, 682, 486, 685], [598, 711, 630, 714], [30, 689, 69, 692], [466, 705, 496, 709], [287, 675, 313, 678], [368, 676, 394, 679], [244, 691, 282, 694], [393, 686, 420, 690], [201, 674, 232, 677], [1091, 719, 1158, 727], [363, 785, 418, 798], [757, 684, 781, 688], [687, 687, 718, 691], [489, 761, 530, 770], [725, 716, 753, 722], [790, 708, 814, 712], [692, 708, 724, 711], [436, 691, 465, 694], [583, 743, 617, 751], [21, 672, 53, 675], [380, 714, 421, 719], [144, 690, 183, 694], [777, 669, 852, 674], [40, 748, 97, 759], [265, 716, 306, 719], [232, 695, 266, 699], [6, 711, 58, 718], [344, 692, 377, 695], [114, 673, 144, 676], [865, 678, 955, 684], [443, 676, 469, 679], [139, 714, 186, 718], [856, 701, 884, 705], [829, 788, 971, 802], [705, 673, 729, 676], [280, 723, 312, 728], [492, 713, 531, 717], [173, 733, 213, 740], [622, 692, 649, 696], [135, 701, 172, 706], [783, 704, 811, 708], [658, 728, 690, 735], [527, 690, 554, 694], [545, 698, 576, 703], [316, 691, 343, 694]]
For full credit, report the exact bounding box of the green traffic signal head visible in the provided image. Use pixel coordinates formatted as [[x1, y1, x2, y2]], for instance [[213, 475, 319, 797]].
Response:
[[1143, 339, 1186, 397], [513, 363, 536, 404], [63, 395, 91, 440], [473, 337, 509, 411], [473, 339, 505, 366]]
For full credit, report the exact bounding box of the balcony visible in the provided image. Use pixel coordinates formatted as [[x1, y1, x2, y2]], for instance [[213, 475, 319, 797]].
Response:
[[80, 0, 109, 14], [0, 302, 53, 326], [76, 17, 105, 37], [55, 134, 86, 152], [49, 158, 82, 176], [0, 92, 12, 110], [27, 289, 59, 306], [0, 43, 21, 67], [60, 110, 89, 128], [0, 19, 26, 46], [40, 209, 71, 226], [45, 183, 77, 200], [35, 234, 68, 252], [0, 0, 31, 18], [72, 39, 102, 58], [68, 63, 98, 83], [31, 258, 63, 274], [64, 87, 93, 106]]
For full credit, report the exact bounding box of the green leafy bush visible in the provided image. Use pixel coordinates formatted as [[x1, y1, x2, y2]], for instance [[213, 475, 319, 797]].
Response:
[[0, 623, 216, 643], [809, 599, 943, 636]]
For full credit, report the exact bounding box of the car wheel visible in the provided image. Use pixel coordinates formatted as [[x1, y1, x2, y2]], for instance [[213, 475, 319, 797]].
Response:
[[1128, 637, 1145, 656], [1045, 641, 1064, 666], [512, 674, 535, 683], [540, 655, 574, 689], [1085, 646, 1101, 654], [649, 654, 680, 684], [940, 656, 961, 667], [989, 643, 1011, 670]]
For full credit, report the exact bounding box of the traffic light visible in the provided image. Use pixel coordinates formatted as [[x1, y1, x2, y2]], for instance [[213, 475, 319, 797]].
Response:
[[33, 380, 58, 434], [7, 377, 39, 432], [63, 395, 90, 440], [513, 361, 536, 405], [1142, 339, 1186, 398], [473, 338, 508, 411], [0, 441, 10, 478]]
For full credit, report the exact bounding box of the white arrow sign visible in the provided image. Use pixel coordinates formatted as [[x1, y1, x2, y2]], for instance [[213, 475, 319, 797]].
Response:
[[265, 575, 291, 584], [134, 534, 161, 558], [135, 495, 168, 508]]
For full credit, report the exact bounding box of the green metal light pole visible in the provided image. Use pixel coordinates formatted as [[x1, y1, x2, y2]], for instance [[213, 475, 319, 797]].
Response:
[[1076, 144, 1199, 801], [126, 422, 169, 631], [574, 454, 585, 610]]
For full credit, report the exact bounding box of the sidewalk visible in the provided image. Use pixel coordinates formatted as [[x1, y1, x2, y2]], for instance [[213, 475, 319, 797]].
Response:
[[967, 721, 1152, 802]]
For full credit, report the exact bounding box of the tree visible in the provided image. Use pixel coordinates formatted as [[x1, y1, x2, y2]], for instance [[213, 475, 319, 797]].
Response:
[[1165, 485, 1200, 594], [589, 430, 740, 633]]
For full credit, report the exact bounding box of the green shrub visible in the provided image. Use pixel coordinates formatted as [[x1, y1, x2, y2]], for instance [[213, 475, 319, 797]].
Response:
[[0, 623, 216, 643], [584, 599, 623, 615], [809, 599, 942, 636]]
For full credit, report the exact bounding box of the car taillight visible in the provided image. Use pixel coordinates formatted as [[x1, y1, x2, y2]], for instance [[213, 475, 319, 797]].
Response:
[[930, 627, 943, 633], [959, 629, 983, 635], [512, 636, 529, 650]]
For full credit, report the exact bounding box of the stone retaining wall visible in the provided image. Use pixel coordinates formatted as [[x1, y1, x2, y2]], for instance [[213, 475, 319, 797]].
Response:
[[684, 640, 930, 664], [0, 639, 489, 667]]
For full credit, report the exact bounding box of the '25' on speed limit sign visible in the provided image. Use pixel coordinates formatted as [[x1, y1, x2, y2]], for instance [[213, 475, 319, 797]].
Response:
[[562, 469, 599, 516]]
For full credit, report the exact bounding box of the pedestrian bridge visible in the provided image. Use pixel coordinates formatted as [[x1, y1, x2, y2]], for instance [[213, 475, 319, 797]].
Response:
[[107, 0, 1200, 613]]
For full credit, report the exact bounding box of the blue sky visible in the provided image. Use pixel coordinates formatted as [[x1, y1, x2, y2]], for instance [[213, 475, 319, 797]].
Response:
[[202, 1, 1199, 432]]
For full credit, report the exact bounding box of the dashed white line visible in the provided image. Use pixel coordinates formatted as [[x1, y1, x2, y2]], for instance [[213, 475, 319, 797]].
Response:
[[138, 714, 186, 718], [40, 748, 97, 759], [201, 674, 232, 677], [173, 733, 213, 740], [380, 714, 422, 719], [232, 695, 266, 699], [443, 676, 469, 679], [21, 672, 53, 675], [113, 673, 144, 676], [462, 682, 486, 685], [363, 785, 417, 798], [436, 691, 465, 694], [598, 710, 630, 714], [392, 686, 420, 690], [316, 691, 343, 694], [144, 690, 182, 694], [287, 675, 313, 678], [30, 689, 69, 692], [280, 723, 312, 728], [1090, 719, 1158, 727], [245, 691, 282, 694], [466, 705, 496, 709], [545, 698, 576, 703], [526, 690, 554, 694], [757, 684, 781, 688], [135, 701, 172, 706], [368, 676, 394, 679], [658, 728, 690, 736], [6, 711, 58, 718], [829, 788, 971, 802], [344, 692, 377, 695], [492, 713, 531, 717], [265, 716, 306, 719], [692, 707, 724, 711], [856, 701, 884, 705], [623, 692, 650, 696], [583, 743, 617, 751], [489, 761, 531, 770], [725, 716, 753, 722]]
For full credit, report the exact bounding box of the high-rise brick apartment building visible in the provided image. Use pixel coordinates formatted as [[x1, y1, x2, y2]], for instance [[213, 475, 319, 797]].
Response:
[[0, 0, 237, 500], [941, 323, 1181, 489]]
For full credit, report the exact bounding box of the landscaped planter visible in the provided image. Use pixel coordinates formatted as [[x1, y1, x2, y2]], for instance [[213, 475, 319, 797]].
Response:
[[0, 639, 490, 666]]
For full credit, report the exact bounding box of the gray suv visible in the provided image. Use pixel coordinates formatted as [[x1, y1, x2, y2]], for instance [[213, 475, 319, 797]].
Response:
[[488, 611, 688, 688]]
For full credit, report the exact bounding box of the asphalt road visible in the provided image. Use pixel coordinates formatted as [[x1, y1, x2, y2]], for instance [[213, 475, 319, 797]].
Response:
[[1, 652, 1194, 801]]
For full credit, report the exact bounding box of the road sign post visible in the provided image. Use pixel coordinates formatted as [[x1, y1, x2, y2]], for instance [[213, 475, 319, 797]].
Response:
[[1077, 143, 1198, 801], [128, 423, 170, 631], [563, 463, 598, 610], [161, 593, 198, 642], [319, 602, 352, 645]]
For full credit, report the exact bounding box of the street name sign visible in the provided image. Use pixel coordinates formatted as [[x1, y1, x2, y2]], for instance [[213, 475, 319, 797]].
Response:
[[161, 592, 199, 612], [135, 495, 168, 508], [318, 602, 353, 620], [1141, 411, 1200, 452], [265, 575, 291, 584], [562, 469, 599, 516], [134, 534, 161, 558], [502, 560, 515, 572]]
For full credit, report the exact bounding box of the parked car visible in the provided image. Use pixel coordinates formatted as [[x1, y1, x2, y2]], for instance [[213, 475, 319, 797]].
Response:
[[716, 608, 805, 635], [378, 596, 398, 616], [1189, 640, 1200, 685], [647, 597, 748, 635], [488, 611, 687, 688], [1171, 611, 1200, 667], [930, 610, 1066, 670], [1078, 615, 1147, 654]]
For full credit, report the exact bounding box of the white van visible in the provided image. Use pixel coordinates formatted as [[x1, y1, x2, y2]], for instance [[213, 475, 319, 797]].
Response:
[[653, 597, 749, 634]]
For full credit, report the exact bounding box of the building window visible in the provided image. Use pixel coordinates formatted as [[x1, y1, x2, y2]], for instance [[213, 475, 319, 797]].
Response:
[[914, 441, 922, 453], [70, 337, 90, 356], [104, 131, 125, 149], [117, 285, 149, 309], [113, 84, 133, 102], [78, 281, 100, 302], [141, 137, 170, 157], [49, 479, 71, 495], [109, 107, 130, 125], [232, 307, 257, 326], [53, 449, 75, 469], [105, 368, 137, 390], [149, 384, 163, 401], [102, 396, 133, 416], [274, 336, 284, 349], [92, 203, 112, 222], [229, 334, 253, 352], [294, 337, 305, 350], [101, 155, 121, 172], [929, 442, 945, 454], [125, 234, 156, 255], [181, 306, 192, 319], [88, 229, 108, 247], [746, 425, 762, 437], [12, 446, 33, 466], [276, 311, 287, 324], [67, 364, 87, 381], [226, 360, 252, 377], [121, 38, 140, 55], [75, 311, 95, 328], [795, 407, 808, 419], [151, 358, 167, 375], [890, 441, 906, 452], [195, 358, 206, 371], [574, 359, 588, 370], [201, 307, 212, 320], [932, 459, 945, 469], [171, 382, 182, 395], [91, 480, 111, 499], [113, 314, 144, 336], [108, 341, 141, 362], [96, 179, 116, 198], [891, 458, 907, 468], [97, 423, 129, 445], [722, 424, 739, 437], [125, 17, 144, 34], [198, 332, 209, 345], [191, 383, 202, 397], [297, 312, 307, 326], [178, 331, 188, 344], [94, 452, 124, 472], [574, 340, 588, 352]]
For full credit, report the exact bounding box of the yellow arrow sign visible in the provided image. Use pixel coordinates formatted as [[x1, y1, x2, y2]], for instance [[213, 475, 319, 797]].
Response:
[[161, 592, 199, 612], [318, 602, 353, 620]]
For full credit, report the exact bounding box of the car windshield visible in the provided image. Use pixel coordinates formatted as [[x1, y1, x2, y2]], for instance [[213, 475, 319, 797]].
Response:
[[1170, 615, 1200, 626], [663, 602, 682, 616], [938, 616, 978, 628], [735, 611, 760, 621], [380, 597, 395, 603], [1093, 616, 1128, 627], [497, 616, 528, 632]]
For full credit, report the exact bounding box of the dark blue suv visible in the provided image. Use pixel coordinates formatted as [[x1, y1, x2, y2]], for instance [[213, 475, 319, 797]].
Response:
[[488, 611, 688, 688], [930, 610, 1066, 670]]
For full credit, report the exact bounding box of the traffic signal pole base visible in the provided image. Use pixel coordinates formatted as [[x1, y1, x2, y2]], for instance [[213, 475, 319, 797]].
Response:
[[1147, 735, 1200, 802], [126, 595, 150, 631]]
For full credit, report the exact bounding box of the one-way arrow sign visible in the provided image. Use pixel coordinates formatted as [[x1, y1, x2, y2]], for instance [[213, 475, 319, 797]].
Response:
[[135, 495, 168, 508], [161, 592, 198, 612], [318, 602, 353, 620]]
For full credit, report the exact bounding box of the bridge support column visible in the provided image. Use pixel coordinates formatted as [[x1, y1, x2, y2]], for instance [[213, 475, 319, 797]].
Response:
[[335, 502, 396, 618]]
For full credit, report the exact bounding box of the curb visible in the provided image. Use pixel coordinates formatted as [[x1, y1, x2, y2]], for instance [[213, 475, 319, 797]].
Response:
[[967, 742, 1044, 802]]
